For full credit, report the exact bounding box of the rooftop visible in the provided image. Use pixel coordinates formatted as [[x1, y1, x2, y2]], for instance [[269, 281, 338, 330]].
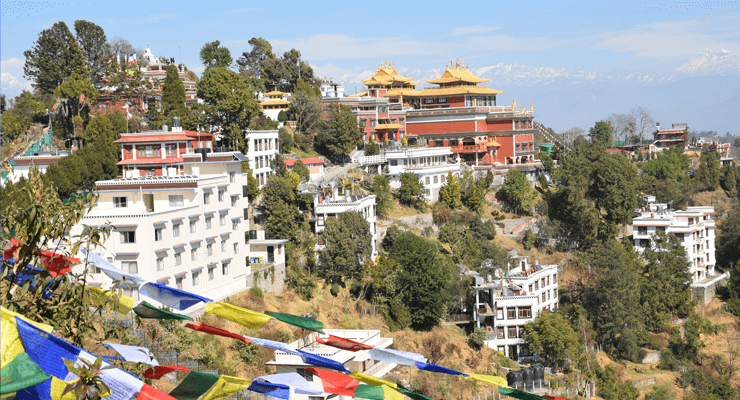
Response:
[[426, 59, 490, 84]]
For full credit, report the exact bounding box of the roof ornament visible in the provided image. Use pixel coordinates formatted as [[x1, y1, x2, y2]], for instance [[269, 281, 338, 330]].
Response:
[[450, 60, 454, 69], [512, 98, 516, 111], [456, 57, 460, 68], [530, 104, 533, 112]]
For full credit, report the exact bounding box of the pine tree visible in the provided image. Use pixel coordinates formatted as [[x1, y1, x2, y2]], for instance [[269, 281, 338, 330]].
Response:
[[24, 21, 86, 94], [162, 65, 186, 117], [439, 171, 461, 209]]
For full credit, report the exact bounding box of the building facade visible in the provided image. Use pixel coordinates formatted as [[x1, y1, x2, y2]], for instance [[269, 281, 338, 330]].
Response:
[[245, 130, 280, 188], [653, 123, 689, 149], [5, 151, 69, 184], [285, 157, 325, 182], [259, 90, 291, 122], [632, 195, 716, 283], [312, 190, 378, 260]]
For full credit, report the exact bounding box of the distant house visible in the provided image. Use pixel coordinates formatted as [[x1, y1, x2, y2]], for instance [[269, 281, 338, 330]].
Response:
[[6, 151, 69, 184], [245, 130, 280, 188], [285, 158, 325, 182]]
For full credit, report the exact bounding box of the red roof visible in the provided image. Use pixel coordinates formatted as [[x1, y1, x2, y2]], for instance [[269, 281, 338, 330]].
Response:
[[606, 149, 624, 153], [118, 157, 183, 165], [184, 130, 214, 139], [115, 134, 191, 143], [285, 157, 324, 166]]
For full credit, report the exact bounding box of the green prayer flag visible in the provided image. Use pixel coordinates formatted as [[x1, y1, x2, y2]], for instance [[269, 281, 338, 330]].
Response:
[[169, 371, 220, 400], [134, 301, 194, 321], [353, 384, 385, 400], [498, 387, 548, 400], [397, 386, 435, 400], [0, 352, 52, 394], [265, 311, 324, 333]]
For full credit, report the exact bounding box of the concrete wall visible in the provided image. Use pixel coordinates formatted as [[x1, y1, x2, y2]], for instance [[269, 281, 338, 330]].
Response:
[[247, 262, 286, 293], [691, 272, 730, 305]]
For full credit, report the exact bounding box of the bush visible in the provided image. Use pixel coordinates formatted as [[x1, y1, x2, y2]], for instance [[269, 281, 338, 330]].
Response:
[[330, 284, 341, 297], [595, 364, 639, 400], [234, 340, 261, 365], [249, 286, 264, 298], [522, 230, 536, 250], [468, 328, 487, 350]]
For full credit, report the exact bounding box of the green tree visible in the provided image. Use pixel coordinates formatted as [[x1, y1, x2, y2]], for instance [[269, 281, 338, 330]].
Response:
[[694, 145, 721, 192], [642, 147, 691, 182], [45, 139, 119, 198], [277, 110, 288, 122], [390, 232, 450, 330], [321, 211, 372, 280], [199, 40, 233, 70], [365, 136, 380, 156], [589, 153, 638, 226], [84, 110, 125, 154], [595, 364, 639, 400], [499, 169, 535, 215], [485, 170, 494, 187], [197, 67, 261, 151], [523, 311, 582, 370], [54, 72, 98, 127], [537, 151, 554, 175], [24, 21, 86, 94], [73, 20, 112, 83], [315, 104, 363, 161], [439, 171, 462, 209], [590, 120, 613, 147], [371, 175, 394, 218], [397, 172, 426, 211], [292, 160, 310, 183], [278, 127, 294, 152], [669, 314, 716, 362], [289, 90, 322, 138], [162, 65, 186, 117], [644, 385, 676, 400], [721, 164, 737, 193]]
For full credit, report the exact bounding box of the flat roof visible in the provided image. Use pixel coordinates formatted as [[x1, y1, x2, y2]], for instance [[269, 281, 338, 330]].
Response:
[[250, 239, 289, 246]]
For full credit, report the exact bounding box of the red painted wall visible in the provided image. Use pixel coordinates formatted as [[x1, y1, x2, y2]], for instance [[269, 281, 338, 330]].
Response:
[[408, 120, 476, 135], [483, 120, 513, 131], [495, 136, 515, 163]]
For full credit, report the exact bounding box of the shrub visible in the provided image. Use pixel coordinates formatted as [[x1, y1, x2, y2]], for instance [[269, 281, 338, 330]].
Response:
[[234, 340, 261, 365], [249, 286, 264, 298], [330, 284, 341, 297], [522, 230, 536, 250], [468, 328, 487, 350]]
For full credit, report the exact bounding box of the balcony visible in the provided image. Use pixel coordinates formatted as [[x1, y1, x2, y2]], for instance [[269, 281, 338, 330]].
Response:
[[451, 145, 488, 153]]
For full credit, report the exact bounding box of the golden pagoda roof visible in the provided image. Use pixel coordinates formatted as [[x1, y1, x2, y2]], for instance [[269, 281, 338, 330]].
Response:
[[362, 60, 419, 87], [347, 91, 367, 97], [374, 123, 403, 130], [427, 59, 489, 84], [265, 90, 285, 97], [260, 99, 290, 107], [486, 139, 501, 147], [382, 88, 420, 97], [414, 86, 503, 97]]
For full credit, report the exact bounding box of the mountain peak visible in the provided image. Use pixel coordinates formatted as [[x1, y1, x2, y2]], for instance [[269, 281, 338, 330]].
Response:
[[675, 48, 740, 76]]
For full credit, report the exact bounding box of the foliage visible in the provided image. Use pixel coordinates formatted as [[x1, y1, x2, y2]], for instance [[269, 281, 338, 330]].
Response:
[[498, 169, 535, 215], [459, 171, 485, 214], [642, 146, 690, 182], [397, 172, 426, 211], [24, 21, 86, 94], [522, 230, 536, 250], [292, 160, 310, 183], [62, 356, 114, 400], [289, 90, 322, 138], [371, 175, 394, 218], [468, 328, 487, 350], [248, 286, 263, 298], [537, 151, 554, 175], [365, 136, 380, 156], [54, 72, 98, 135], [242, 165, 261, 203], [694, 145, 721, 192], [315, 104, 363, 161], [594, 364, 639, 400], [278, 127, 294, 152], [286, 264, 318, 301], [320, 211, 372, 281], [589, 120, 613, 146], [678, 366, 738, 400], [199, 40, 233, 69], [277, 110, 288, 122], [721, 164, 736, 193], [234, 340, 261, 365], [439, 171, 462, 209], [390, 232, 450, 330], [44, 139, 119, 199], [523, 311, 582, 370], [717, 202, 740, 272], [162, 65, 187, 117], [669, 314, 717, 363], [74, 20, 112, 83]]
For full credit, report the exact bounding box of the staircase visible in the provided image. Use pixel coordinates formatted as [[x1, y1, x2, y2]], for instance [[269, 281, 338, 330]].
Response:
[[533, 121, 569, 153]]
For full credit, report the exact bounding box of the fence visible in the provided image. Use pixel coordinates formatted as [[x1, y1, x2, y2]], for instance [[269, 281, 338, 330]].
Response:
[[631, 377, 656, 389]]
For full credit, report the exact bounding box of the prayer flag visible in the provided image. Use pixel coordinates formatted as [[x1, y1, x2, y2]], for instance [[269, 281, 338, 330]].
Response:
[[168, 371, 220, 400], [248, 380, 291, 399], [244, 335, 296, 354], [368, 348, 427, 366], [1, 306, 53, 367], [84, 287, 135, 314], [297, 349, 350, 373], [305, 367, 359, 396], [205, 301, 271, 328], [185, 322, 251, 345], [397, 386, 436, 400], [133, 302, 193, 321], [256, 372, 322, 395], [199, 375, 252, 400], [265, 311, 324, 333], [465, 373, 509, 387], [81, 249, 148, 286], [352, 384, 385, 400], [317, 334, 373, 351], [137, 384, 178, 400], [143, 366, 190, 380], [102, 343, 158, 366], [498, 387, 549, 400], [0, 352, 52, 395], [139, 282, 211, 311], [350, 371, 398, 388], [36, 249, 79, 278], [416, 361, 468, 376]]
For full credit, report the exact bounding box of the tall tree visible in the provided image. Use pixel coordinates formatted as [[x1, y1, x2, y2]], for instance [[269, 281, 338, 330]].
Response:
[[199, 40, 233, 70], [642, 146, 691, 182], [439, 171, 462, 209], [289, 90, 322, 137], [292, 160, 310, 183], [523, 311, 582, 370], [397, 172, 426, 211], [629, 106, 654, 142], [589, 120, 613, 147], [74, 20, 112, 82], [54, 72, 98, 137], [24, 21, 86, 94], [589, 153, 638, 226], [236, 37, 274, 74], [320, 211, 372, 280], [197, 67, 261, 151], [161, 65, 186, 117], [694, 145, 721, 192], [371, 175, 394, 218], [391, 232, 450, 330], [499, 169, 535, 215], [315, 104, 363, 161]]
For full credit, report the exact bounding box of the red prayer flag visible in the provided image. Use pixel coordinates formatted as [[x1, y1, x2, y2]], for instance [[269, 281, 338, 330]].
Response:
[[544, 397, 570, 400], [3, 238, 20, 261], [316, 334, 374, 352], [185, 322, 252, 345], [306, 367, 360, 396], [137, 383, 179, 399], [35, 249, 79, 278], [143, 366, 190, 380]]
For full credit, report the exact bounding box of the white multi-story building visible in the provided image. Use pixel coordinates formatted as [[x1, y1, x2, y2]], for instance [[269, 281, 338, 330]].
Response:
[[313, 189, 378, 260], [632, 195, 717, 283], [355, 146, 462, 202], [472, 253, 559, 360], [266, 329, 396, 400], [319, 79, 345, 98], [245, 130, 280, 188], [70, 125, 286, 303], [4, 151, 69, 184]]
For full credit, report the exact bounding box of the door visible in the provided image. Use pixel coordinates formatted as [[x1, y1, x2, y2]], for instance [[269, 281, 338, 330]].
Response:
[[143, 194, 154, 213], [267, 246, 274, 263]]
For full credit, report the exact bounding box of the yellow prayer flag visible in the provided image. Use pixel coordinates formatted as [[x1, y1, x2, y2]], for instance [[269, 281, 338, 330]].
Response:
[[350, 371, 398, 388], [199, 375, 252, 400], [465, 373, 510, 388], [84, 287, 135, 314], [1, 306, 53, 367], [51, 377, 78, 400], [205, 301, 271, 329], [382, 386, 405, 400]]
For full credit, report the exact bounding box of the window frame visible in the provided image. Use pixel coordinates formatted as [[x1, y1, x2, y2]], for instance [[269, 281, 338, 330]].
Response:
[[113, 197, 128, 208]]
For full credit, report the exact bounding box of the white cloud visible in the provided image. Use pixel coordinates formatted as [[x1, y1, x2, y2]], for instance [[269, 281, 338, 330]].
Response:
[[451, 26, 500, 36], [1, 72, 32, 94], [592, 20, 740, 58]]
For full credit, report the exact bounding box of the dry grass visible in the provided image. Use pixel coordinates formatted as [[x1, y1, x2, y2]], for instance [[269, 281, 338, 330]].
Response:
[[387, 203, 424, 219]]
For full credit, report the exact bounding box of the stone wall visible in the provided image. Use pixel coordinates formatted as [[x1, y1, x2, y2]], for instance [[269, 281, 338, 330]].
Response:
[[247, 262, 286, 293], [690, 272, 730, 306]]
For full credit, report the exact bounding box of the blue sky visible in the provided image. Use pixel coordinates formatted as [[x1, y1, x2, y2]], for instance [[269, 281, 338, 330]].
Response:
[[2, 0, 739, 133]]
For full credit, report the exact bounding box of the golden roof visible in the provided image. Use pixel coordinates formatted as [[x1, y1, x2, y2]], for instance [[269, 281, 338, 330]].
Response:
[[265, 90, 285, 97], [374, 123, 403, 130], [414, 86, 503, 96], [347, 91, 367, 97], [426, 58, 489, 84], [260, 99, 290, 107], [486, 139, 501, 147], [362, 60, 419, 87], [382, 88, 420, 97]]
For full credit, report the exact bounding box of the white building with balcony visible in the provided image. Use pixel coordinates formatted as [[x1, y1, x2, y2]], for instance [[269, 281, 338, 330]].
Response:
[[632, 195, 717, 283], [266, 329, 396, 400], [313, 189, 378, 260], [472, 253, 559, 360], [355, 146, 462, 202], [245, 130, 280, 188]]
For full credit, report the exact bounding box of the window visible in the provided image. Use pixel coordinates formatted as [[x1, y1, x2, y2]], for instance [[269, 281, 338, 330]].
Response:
[[542, 293, 546, 302], [232, 220, 239, 230], [207, 243, 213, 256], [191, 248, 198, 261], [554, 288, 558, 298], [176, 277, 183, 290], [508, 326, 517, 339], [192, 272, 200, 286], [173, 223, 180, 237], [449, 139, 458, 147], [434, 176, 438, 184], [518, 307, 532, 318], [169, 195, 184, 207], [298, 369, 315, 382], [208, 267, 215, 281], [113, 197, 128, 208], [529, 284, 533, 292], [424, 98, 434, 104], [547, 276, 550, 285], [425, 176, 430, 184], [175, 252, 182, 266], [441, 175, 446, 183], [229, 171, 235, 183], [231, 196, 238, 206], [541, 278, 545, 287], [154, 227, 163, 242], [507, 308, 516, 319], [166, 144, 177, 157], [206, 216, 212, 229], [204, 192, 211, 204], [657, 226, 666, 233], [220, 214, 226, 226], [121, 261, 138, 274], [554, 274, 557, 284], [218, 189, 225, 202], [222, 261, 229, 275], [120, 231, 135, 244], [157, 258, 164, 271], [437, 97, 447, 104], [190, 220, 197, 233], [221, 241, 227, 252], [233, 242, 239, 254], [535, 281, 539, 290]]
